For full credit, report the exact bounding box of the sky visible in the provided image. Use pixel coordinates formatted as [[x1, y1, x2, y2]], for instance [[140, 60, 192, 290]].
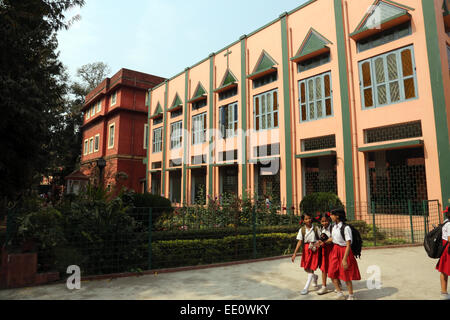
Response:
[[57, 0, 308, 82]]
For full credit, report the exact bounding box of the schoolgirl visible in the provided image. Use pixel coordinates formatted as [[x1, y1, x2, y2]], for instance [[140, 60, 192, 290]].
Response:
[[436, 206, 450, 300], [291, 212, 320, 295], [316, 212, 334, 295], [327, 208, 361, 300]]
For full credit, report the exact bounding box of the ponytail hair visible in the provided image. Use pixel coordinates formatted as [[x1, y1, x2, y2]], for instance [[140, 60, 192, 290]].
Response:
[[330, 208, 347, 223]]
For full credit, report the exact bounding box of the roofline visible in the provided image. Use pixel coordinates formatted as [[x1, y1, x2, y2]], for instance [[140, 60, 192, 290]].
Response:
[[149, 0, 317, 92]]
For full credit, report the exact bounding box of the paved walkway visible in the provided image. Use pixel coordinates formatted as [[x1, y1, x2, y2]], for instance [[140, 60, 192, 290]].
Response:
[[0, 246, 444, 300]]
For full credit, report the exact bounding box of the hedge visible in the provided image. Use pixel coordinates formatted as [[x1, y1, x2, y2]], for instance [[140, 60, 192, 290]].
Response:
[[152, 225, 301, 241], [151, 233, 298, 269]]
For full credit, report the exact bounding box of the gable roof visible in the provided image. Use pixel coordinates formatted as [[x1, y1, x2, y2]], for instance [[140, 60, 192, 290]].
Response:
[[188, 82, 207, 103], [351, 0, 414, 40], [214, 69, 238, 93], [168, 93, 183, 112], [247, 50, 278, 80], [150, 102, 163, 119], [291, 28, 332, 63]]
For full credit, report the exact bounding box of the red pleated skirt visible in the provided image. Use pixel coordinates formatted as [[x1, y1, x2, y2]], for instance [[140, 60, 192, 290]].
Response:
[[327, 245, 361, 282], [301, 243, 320, 271], [436, 240, 450, 276], [320, 243, 334, 273]]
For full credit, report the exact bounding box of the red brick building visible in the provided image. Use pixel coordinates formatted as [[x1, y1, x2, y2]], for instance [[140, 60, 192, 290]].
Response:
[[80, 68, 165, 194]]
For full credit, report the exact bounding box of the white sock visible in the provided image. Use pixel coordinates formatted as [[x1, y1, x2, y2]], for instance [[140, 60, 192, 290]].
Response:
[[304, 273, 314, 290]]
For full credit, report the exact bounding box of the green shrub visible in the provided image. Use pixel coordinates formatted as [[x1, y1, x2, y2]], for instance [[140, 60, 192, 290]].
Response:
[[152, 225, 301, 241], [366, 224, 386, 241], [151, 232, 297, 269], [299, 192, 343, 215], [381, 238, 407, 245]]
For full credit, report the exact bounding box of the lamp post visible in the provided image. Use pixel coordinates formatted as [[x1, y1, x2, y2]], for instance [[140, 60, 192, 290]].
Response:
[[96, 158, 107, 187]]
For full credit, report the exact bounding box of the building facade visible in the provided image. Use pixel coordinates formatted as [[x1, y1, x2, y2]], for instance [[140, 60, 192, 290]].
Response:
[[146, 0, 450, 218], [81, 68, 165, 194]]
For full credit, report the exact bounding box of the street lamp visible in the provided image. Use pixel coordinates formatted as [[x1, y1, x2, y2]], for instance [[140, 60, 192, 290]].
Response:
[[96, 158, 107, 187]]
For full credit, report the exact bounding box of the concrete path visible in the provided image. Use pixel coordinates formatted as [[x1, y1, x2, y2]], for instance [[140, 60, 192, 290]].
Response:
[[0, 246, 444, 300]]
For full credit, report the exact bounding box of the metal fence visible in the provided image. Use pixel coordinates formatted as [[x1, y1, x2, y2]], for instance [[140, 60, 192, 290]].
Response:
[[0, 200, 444, 280]]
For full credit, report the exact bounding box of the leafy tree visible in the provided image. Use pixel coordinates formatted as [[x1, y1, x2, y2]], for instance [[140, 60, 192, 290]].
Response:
[[47, 62, 111, 194], [0, 0, 85, 203]]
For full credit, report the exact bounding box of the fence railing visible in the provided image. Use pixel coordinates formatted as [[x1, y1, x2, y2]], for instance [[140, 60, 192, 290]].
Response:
[[0, 200, 444, 280]]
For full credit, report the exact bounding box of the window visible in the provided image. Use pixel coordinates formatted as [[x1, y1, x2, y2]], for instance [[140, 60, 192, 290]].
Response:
[[219, 102, 238, 139], [171, 108, 183, 119], [96, 100, 102, 113], [86, 111, 90, 120], [144, 124, 149, 149], [90, 105, 95, 117], [153, 117, 163, 125], [108, 124, 115, 149], [252, 72, 277, 89], [359, 45, 417, 109], [254, 89, 279, 131], [152, 127, 163, 153], [89, 138, 93, 154], [94, 134, 100, 152], [192, 113, 207, 145], [218, 87, 238, 101], [447, 45, 450, 71], [299, 72, 333, 122], [297, 52, 330, 73], [111, 91, 117, 106], [192, 99, 207, 110], [357, 22, 411, 53], [170, 121, 183, 150], [84, 139, 88, 155]]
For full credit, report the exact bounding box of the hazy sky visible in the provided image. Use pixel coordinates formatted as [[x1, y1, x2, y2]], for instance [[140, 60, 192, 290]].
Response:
[[57, 0, 308, 81]]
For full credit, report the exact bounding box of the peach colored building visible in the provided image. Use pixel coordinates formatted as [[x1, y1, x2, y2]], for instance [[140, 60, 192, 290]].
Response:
[[146, 0, 450, 222]]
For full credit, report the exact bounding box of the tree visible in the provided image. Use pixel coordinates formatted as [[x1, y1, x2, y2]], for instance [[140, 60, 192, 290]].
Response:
[[46, 62, 111, 194], [73, 62, 111, 96], [0, 0, 85, 203]]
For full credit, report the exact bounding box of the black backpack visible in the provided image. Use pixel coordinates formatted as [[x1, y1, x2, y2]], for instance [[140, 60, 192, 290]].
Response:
[[424, 221, 449, 259], [340, 223, 363, 259]]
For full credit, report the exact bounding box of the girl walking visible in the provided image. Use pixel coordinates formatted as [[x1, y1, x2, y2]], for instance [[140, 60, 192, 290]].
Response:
[[292, 212, 320, 295], [316, 212, 334, 295], [327, 208, 361, 300], [436, 206, 450, 300]]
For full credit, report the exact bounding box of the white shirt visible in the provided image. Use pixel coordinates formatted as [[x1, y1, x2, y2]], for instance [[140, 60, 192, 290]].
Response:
[[320, 224, 332, 239], [443, 220, 449, 241], [296, 226, 318, 243], [332, 222, 352, 246]]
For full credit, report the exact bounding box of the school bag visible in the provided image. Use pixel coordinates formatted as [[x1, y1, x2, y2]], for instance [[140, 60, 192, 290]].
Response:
[[301, 225, 320, 242], [423, 221, 449, 259], [340, 223, 363, 259]]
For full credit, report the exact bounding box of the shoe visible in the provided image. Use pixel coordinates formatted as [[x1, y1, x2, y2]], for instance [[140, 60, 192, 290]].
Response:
[[347, 295, 356, 300], [312, 274, 319, 289], [300, 288, 309, 295], [317, 287, 330, 295], [335, 291, 346, 300], [441, 293, 450, 300]]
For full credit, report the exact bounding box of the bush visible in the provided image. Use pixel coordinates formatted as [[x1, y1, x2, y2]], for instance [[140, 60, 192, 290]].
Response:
[[152, 225, 301, 241], [123, 192, 173, 227], [300, 192, 343, 215], [152, 232, 297, 269]]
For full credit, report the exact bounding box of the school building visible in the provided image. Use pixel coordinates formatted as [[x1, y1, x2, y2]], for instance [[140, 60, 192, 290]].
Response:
[[79, 68, 165, 194], [145, 0, 450, 218]]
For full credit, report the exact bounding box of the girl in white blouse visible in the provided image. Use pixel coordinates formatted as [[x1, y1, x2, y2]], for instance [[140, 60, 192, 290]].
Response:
[[292, 212, 321, 295], [436, 206, 450, 300]]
